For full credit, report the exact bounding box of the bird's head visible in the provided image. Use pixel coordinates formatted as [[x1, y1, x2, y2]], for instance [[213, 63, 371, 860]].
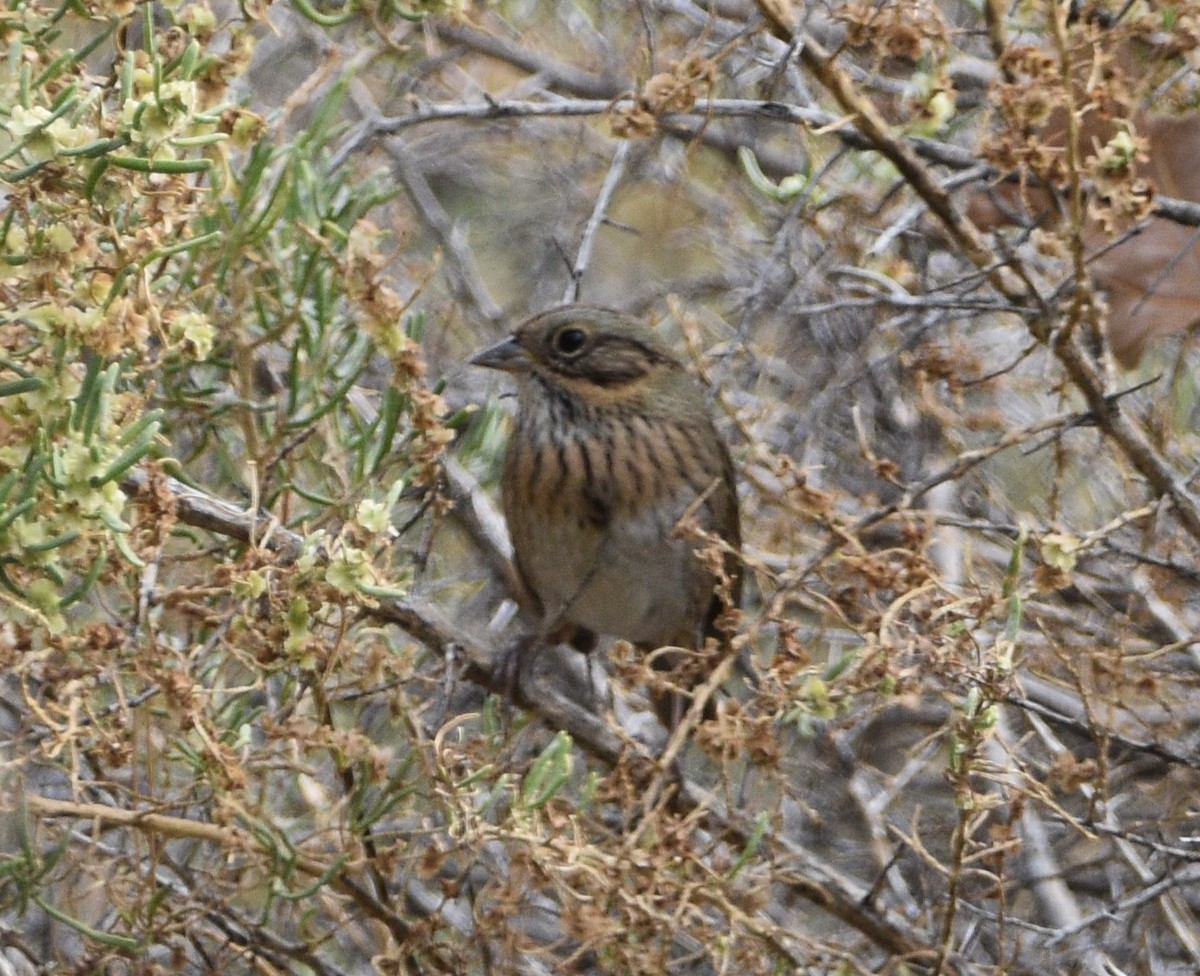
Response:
[[470, 306, 686, 405]]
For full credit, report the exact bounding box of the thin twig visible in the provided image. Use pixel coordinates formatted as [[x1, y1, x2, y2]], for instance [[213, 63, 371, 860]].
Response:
[[334, 90, 1200, 230], [345, 80, 505, 327], [564, 140, 633, 303]]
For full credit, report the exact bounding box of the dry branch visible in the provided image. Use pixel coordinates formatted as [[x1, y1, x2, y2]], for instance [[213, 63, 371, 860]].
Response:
[[111, 465, 969, 972]]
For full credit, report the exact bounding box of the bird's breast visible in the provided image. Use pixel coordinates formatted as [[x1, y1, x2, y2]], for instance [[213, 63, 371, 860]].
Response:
[[512, 489, 701, 646], [504, 391, 721, 646]]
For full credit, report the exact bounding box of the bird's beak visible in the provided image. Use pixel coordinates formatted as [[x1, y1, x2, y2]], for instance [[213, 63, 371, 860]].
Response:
[[469, 335, 532, 373]]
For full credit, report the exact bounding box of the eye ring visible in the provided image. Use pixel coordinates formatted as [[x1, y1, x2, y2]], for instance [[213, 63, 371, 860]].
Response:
[[553, 326, 588, 356]]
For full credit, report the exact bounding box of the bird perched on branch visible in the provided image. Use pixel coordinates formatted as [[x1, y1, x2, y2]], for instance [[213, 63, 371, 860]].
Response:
[[471, 305, 741, 726]]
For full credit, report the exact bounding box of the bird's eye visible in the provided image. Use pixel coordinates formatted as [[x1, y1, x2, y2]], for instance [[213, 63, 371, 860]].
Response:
[[553, 327, 588, 356]]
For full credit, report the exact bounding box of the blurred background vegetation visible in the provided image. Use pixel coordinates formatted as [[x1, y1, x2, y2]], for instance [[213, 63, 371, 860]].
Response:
[[5, 0, 1200, 972]]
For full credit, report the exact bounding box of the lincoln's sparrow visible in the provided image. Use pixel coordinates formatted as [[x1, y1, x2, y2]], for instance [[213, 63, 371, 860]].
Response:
[[471, 305, 741, 725]]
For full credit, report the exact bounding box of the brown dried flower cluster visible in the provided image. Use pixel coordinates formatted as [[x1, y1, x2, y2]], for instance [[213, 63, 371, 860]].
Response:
[[838, 0, 950, 64], [609, 52, 719, 138], [344, 220, 450, 489]]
